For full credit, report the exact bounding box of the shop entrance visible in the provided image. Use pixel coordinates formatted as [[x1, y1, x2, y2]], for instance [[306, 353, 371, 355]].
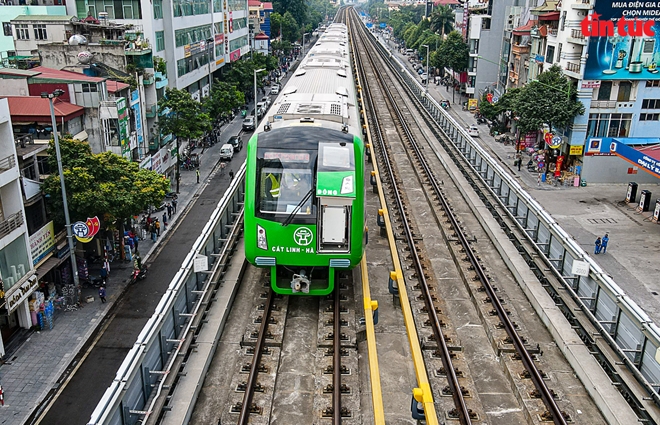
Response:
[[0, 309, 21, 345]]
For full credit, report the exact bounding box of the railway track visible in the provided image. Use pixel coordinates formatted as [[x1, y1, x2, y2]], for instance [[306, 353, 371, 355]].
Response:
[[348, 9, 606, 424], [190, 268, 360, 424]]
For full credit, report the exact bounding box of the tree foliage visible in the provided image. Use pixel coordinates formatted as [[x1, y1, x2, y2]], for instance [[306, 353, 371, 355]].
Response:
[[430, 5, 454, 37], [43, 138, 170, 228], [270, 12, 300, 43], [272, 0, 307, 34], [158, 88, 211, 141], [204, 81, 245, 119], [434, 31, 469, 72], [484, 66, 585, 134]]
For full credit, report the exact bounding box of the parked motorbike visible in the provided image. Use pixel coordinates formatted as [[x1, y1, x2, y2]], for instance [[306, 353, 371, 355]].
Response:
[[476, 116, 488, 125], [129, 265, 148, 285], [83, 274, 106, 288]]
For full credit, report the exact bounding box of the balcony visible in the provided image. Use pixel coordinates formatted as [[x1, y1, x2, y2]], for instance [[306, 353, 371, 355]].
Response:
[[571, 0, 593, 9], [0, 211, 24, 240], [155, 71, 168, 90], [0, 153, 16, 174], [143, 73, 155, 86], [567, 29, 587, 45], [565, 61, 582, 79], [591, 100, 617, 109], [512, 44, 530, 56], [145, 104, 158, 118]]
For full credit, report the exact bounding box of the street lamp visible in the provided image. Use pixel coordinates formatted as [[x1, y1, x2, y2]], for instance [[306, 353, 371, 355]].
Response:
[[302, 32, 310, 58], [421, 44, 430, 93], [41, 89, 80, 293], [254, 68, 266, 127]]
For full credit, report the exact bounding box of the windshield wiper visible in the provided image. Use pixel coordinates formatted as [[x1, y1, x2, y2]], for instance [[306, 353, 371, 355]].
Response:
[[282, 188, 314, 227]]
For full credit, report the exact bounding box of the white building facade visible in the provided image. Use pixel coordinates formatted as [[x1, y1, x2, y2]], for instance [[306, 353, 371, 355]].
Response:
[[69, 0, 250, 97], [0, 98, 36, 358]]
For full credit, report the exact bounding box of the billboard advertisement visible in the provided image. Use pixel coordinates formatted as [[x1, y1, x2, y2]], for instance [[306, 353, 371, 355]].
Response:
[[583, 2, 660, 81], [117, 97, 130, 158]]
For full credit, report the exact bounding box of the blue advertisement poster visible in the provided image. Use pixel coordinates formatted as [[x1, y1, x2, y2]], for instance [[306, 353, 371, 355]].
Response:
[[609, 139, 660, 179], [583, 2, 660, 81]]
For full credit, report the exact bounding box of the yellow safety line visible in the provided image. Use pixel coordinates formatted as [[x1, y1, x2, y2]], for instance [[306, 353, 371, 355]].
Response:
[[361, 255, 385, 424], [350, 13, 439, 425]]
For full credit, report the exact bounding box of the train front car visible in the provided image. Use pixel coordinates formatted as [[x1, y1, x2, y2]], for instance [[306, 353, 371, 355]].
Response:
[[245, 23, 365, 295]]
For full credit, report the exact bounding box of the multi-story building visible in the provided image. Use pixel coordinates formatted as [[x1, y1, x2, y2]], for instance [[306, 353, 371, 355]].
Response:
[[514, 0, 660, 183], [69, 0, 250, 98], [465, 0, 515, 98], [0, 98, 37, 358]]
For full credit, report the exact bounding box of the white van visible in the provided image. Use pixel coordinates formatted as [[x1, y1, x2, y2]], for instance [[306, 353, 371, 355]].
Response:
[[406, 48, 414, 56], [220, 144, 234, 160]]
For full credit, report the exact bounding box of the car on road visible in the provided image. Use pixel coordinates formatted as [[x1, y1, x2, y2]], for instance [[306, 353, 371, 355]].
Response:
[[256, 101, 267, 116], [242, 116, 255, 131], [227, 135, 243, 152], [270, 85, 280, 95], [467, 125, 479, 137], [261, 96, 271, 108], [220, 144, 234, 161]]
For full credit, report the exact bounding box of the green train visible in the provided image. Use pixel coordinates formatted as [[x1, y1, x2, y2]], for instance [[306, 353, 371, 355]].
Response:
[[244, 23, 366, 295]]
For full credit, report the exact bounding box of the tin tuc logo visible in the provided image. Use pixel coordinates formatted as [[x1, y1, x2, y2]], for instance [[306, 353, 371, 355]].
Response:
[[581, 13, 656, 37]]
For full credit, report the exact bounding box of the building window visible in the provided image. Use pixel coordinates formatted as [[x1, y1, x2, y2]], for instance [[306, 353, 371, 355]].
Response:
[[647, 80, 660, 88], [587, 113, 632, 138], [15, 24, 29, 40], [153, 0, 163, 19], [617, 81, 632, 102], [82, 83, 98, 92], [175, 25, 212, 48], [597, 81, 612, 100], [640, 113, 659, 121], [155, 31, 165, 51], [642, 98, 660, 109], [33, 24, 47, 40], [3, 23, 12, 37], [546, 45, 555, 63]]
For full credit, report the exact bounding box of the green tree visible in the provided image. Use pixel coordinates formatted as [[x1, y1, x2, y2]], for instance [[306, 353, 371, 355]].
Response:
[[158, 88, 212, 141], [204, 81, 245, 120], [272, 0, 306, 36], [438, 31, 469, 72], [513, 65, 585, 135], [430, 5, 455, 38], [43, 138, 169, 231]]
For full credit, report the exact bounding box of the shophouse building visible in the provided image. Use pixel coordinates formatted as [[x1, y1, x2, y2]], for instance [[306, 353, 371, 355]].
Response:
[[0, 98, 37, 358]]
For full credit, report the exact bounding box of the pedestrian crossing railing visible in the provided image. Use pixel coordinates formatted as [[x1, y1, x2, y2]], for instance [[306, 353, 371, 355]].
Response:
[[87, 162, 246, 425], [373, 35, 660, 418]]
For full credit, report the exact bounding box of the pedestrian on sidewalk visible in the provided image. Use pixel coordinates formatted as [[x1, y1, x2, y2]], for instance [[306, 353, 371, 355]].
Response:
[[601, 233, 609, 253], [229, 170, 234, 180], [150, 224, 157, 242], [172, 198, 178, 214], [99, 286, 107, 303], [100, 265, 108, 283], [167, 203, 172, 219], [133, 234, 139, 252], [196, 168, 200, 183], [163, 212, 168, 230], [155, 219, 161, 236], [594, 236, 602, 254]]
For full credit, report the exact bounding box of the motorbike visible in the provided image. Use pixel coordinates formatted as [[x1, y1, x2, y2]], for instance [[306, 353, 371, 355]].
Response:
[[476, 116, 488, 125], [83, 274, 106, 288], [129, 265, 148, 285]]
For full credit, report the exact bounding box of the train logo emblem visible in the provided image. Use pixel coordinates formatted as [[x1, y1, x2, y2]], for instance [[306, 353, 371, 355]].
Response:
[[293, 227, 313, 246]]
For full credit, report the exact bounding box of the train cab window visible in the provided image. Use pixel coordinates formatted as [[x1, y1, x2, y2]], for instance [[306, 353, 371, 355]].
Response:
[[318, 142, 354, 171], [257, 150, 316, 222]]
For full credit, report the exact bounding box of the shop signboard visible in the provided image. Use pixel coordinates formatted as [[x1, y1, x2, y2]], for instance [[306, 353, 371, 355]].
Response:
[[229, 49, 241, 62], [117, 97, 130, 159], [609, 139, 660, 179], [468, 98, 478, 110], [524, 132, 537, 148], [140, 155, 152, 170], [184, 45, 191, 58], [583, 2, 660, 81], [6, 274, 37, 313], [152, 150, 163, 174], [215, 33, 224, 44], [30, 221, 55, 266], [581, 80, 601, 89], [569, 145, 584, 156], [131, 89, 144, 149]]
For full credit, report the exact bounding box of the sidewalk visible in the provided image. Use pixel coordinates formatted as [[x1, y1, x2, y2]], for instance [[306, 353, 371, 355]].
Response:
[[0, 123, 237, 425]]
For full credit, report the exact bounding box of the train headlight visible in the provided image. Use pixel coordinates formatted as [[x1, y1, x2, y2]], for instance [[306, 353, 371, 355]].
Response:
[[340, 175, 353, 194], [257, 225, 268, 250]]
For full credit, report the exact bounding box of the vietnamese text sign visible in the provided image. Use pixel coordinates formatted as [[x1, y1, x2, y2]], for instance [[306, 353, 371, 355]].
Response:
[[30, 221, 55, 266], [610, 139, 660, 179]]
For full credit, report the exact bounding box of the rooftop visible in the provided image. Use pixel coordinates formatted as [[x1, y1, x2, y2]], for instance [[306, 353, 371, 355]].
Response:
[[29, 66, 106, 84], [2, 96, 85, 124], [11, 15, 75, 22]]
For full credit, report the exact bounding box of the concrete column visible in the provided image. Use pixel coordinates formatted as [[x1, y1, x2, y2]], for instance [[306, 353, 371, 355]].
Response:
[[0, 333, 5, 357]]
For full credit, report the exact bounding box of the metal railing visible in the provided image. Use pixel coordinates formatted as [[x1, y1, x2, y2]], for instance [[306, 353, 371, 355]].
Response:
[[87, 163, 246, 425], [566, 61, 581, 73], [0, 211, 24, 239], [0, 153, 16, 173]]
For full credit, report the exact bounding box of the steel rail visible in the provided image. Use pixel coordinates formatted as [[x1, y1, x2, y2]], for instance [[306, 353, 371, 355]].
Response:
[[357, 37, 471, 425], [333, 287, 342, 425], [358, 22, 568, 425], [347, 12, 439, 425], [238, 289, 275, 424], [350, 12, 472, 425]]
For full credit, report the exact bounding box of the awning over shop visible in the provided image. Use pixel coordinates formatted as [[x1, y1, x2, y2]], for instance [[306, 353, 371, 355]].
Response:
[[35, 254, 67, 278]]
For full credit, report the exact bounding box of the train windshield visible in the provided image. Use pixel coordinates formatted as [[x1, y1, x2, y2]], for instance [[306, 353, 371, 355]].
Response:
[[257, 150, 316, 223], [318, 142, 354, 171]]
